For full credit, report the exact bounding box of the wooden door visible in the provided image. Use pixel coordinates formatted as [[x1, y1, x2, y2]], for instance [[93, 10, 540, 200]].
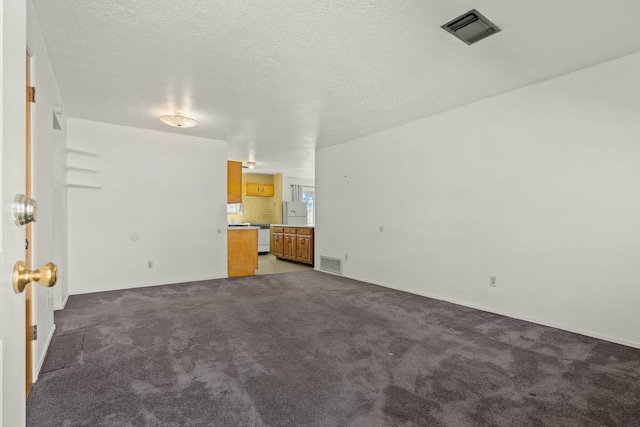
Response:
[[25, 51, 34, 397], [1, 19, 32, 422]]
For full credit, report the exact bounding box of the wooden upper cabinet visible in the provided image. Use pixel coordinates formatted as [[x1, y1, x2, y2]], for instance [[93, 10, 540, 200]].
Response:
[[227, 161, 242, 203], [243, 182, 274, 197]]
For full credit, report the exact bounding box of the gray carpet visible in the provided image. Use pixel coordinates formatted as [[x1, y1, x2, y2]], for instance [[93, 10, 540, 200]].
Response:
[[27, 271, 640, 426]]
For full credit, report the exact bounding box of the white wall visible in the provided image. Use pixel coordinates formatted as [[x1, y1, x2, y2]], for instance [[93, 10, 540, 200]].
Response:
[[27, 0, 68, 377], [316, 52, 640, 348], [1, 0, 28, 424], [67, 119, 229, 294]]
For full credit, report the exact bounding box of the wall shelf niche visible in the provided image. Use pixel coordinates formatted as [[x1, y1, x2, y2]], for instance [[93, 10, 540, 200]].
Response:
[[65, 166, 99, 174], [66, 184, 102, 189], [66, 146, 101, 189], [65, 148, 99, 157]]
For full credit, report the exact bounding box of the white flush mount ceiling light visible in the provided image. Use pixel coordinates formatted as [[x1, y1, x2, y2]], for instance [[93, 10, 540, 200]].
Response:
[[245, 161, 256, 169], [160, 114, 198, 128]]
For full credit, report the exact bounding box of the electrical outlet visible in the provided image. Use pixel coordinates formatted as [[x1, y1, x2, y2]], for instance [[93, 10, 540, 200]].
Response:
[[489, 276, 497, 287], [147, 260, 154, 269]]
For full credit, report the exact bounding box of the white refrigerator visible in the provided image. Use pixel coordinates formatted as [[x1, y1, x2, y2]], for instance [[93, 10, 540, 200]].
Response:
[[283, 201, 308, 225]]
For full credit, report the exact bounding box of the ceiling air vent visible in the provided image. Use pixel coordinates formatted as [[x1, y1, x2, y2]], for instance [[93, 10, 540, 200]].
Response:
[[442, 9, 500, 45]]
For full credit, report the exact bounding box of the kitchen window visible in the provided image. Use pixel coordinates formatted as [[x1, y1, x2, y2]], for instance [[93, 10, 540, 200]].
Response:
[[227, 203, 243, 215]]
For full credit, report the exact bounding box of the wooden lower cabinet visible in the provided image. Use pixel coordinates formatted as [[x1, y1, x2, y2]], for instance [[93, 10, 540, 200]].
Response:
[[283, 231, 297, 259], [272, 226, 314, 266], [296, 235, 312, 264], [273, 233, 284, 257], [228, 229, 258, 277]]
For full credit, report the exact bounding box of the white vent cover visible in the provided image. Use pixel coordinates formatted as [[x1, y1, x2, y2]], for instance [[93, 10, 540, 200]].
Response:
[[442, 9, 500, 45], [320, 256, 342, 275]]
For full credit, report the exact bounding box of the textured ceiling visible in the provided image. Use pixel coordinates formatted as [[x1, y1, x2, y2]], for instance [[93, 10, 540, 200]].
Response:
[[32, 0, 640, 179]]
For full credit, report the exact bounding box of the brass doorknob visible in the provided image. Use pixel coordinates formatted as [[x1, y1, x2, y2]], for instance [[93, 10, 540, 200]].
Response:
[[13, 261, 58, 294]]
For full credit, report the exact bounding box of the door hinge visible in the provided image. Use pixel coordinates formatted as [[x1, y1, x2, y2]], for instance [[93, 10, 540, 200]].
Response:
[[27, 86, 36, 103], [32, 325, 38, 340]]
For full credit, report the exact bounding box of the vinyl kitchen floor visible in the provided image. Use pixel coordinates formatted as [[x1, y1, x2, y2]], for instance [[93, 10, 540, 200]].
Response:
[[256, 254, 313, 275]]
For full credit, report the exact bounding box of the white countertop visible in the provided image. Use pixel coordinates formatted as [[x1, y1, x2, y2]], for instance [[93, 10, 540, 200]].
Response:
[[270, 224, 315, 228], [227, 226, 260, 230]]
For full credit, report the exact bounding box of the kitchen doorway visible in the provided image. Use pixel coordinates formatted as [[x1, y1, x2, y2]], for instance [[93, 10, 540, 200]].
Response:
[[255, 254, 312, 275]]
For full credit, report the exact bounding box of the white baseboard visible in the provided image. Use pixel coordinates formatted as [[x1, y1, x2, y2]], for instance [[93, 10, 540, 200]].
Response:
[[33, 324, 56, 382], [54, 293, 69, 311], [334, 271, 640, 350], [68, 275, 227, 296], [0, 340, 2, 402]]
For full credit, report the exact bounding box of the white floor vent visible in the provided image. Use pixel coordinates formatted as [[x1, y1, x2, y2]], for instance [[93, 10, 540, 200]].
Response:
[[320, 256, 342, 275]]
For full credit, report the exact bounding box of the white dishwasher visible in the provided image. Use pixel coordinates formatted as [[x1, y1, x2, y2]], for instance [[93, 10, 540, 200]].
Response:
[[251, 223, 271, 254]]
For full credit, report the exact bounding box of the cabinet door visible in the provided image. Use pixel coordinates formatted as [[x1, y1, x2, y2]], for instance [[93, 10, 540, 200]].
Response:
[[243, 182, 275, 197], [260, 184, 274, 197], [282, 234, 289, 258], [228, 229, 258, 277], [296, 236, 306, 262], [283, 233, 296, 260], [273, 234, 284, 257], [297, 235, 313, 264], [243, 182, 260, 196], [306, 235, 314, 265], [227, 161, 242, 203]]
